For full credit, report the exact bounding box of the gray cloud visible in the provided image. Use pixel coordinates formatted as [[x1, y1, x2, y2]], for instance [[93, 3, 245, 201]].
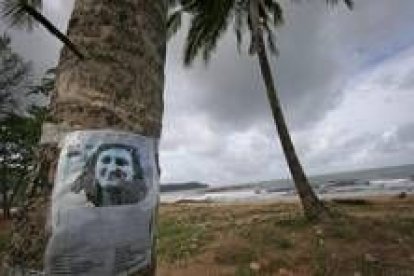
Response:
[[397, 72, 414, 91], [391, 123, 414, 146], [3, 0, 414, 184], [162, 0, 414, 183], [0, 0, 74, 75], [165, 1, 352, 136]]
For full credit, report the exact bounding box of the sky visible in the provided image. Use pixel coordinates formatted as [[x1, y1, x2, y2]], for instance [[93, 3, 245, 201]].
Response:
[[1, 0, 414, 186]]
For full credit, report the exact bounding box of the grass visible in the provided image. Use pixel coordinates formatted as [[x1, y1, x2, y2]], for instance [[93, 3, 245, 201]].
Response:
[[157, 196, 414, 275], [389, 216, 414, 236], [0, 219, 11, 265], [0, 231, 9, 252], [157, 217, 210, 262], [331, 198, 371, 205]]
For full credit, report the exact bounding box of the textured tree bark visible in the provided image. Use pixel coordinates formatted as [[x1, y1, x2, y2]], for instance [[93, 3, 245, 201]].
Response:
[[250, 0, 328, 221], [6, 0, 166, 273], [51, 0, 166, 136], [2, 188, 10, 220], [6, 144, 59, 270]]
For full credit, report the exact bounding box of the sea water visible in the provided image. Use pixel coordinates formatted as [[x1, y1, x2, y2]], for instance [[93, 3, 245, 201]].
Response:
[[161, 164, 414, 203]]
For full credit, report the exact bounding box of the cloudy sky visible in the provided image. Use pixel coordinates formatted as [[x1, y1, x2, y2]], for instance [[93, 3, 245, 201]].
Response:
[[2, 0, 414, 186]]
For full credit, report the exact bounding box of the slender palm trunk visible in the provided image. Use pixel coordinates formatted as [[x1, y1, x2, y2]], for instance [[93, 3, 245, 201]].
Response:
[[250, 0, 328, 221], [256, 41, 328, 220], [21, 3, 84, 59], [6, 0, 166, 272]]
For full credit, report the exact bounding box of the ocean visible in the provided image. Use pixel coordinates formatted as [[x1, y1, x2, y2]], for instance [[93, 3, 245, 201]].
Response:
[[160, 164, 414, 203]]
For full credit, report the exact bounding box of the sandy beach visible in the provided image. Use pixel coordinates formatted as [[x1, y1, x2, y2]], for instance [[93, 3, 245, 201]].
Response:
[[156, 195, 414, 275]]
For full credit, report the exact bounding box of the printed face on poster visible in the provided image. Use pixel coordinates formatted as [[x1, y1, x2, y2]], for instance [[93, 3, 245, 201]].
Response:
[[52, 130, 158, 214], [70, 143, 147, 207]]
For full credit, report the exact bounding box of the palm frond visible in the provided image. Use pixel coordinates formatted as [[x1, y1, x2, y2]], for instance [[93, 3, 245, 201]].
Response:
[[1, 0, 42, 31], [167, 10, 182, 40], [263, 0, 283, 26], [1, 0, 84, 59], [234, 2, 242, 47], [326, 0, 354, 9], [200, 0, 234, 63], [168, 0, 354, 65], [263, 20, 278, 55], [183, 0, 235, 66], [168, 0, 180, 8], [168, 0, 285, 63]]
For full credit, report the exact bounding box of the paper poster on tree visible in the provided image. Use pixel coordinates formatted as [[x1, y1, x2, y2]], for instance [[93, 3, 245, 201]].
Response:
[[45, 130, 159, 275]]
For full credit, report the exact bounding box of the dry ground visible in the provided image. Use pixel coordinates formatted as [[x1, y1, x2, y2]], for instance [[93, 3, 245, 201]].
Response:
[[1, 195, 414, 275], [156, 196, 414, 276], [0, 218, 10, 255]]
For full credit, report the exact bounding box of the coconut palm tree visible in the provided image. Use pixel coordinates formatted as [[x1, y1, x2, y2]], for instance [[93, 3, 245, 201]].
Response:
[[2, 0, 167, 273], [168, 0, 352, 220]]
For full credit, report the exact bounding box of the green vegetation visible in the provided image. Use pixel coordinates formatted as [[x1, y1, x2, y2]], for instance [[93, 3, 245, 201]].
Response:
[[0, 34, 47, 219], [0, 34, 52, 219], [0, 33, 31, 115], [157, 217, 210, 262], [0, 229, 10, 252]]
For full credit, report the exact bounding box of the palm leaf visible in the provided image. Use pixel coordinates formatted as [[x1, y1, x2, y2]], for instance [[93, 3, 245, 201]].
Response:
[[1, 0, 42, 31], [263, 0, 283, 26], [1, 0, 84, 59], [326, 0, 354, 9], [167, 10, 182, 40], [183, 0, 235, 65], [169, 0, 352, 65]]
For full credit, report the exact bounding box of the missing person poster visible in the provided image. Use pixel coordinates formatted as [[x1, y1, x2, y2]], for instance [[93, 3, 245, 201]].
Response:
[[45, 130, 159, 275]]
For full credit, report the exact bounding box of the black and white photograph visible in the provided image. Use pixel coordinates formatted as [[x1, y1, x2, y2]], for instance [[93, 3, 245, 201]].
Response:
[[70, 143, 147, 207]]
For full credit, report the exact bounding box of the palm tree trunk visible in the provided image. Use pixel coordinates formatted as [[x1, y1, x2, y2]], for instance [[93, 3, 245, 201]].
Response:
[[255, 36, 328, 220], [249, 0, 328, 220], [51, 0, 166, 135], [6, 0, 166, 273], [249, 0, 327, 221]]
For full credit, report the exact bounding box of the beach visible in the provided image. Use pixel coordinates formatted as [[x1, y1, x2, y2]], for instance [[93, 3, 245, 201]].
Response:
[[156, 195, 414, 275], [1, 195, 413, 275], [160, 180, 414, 204]]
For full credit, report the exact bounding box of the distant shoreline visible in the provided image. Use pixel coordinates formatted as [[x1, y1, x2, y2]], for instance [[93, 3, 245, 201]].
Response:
[[161, 189, 413, 204]]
